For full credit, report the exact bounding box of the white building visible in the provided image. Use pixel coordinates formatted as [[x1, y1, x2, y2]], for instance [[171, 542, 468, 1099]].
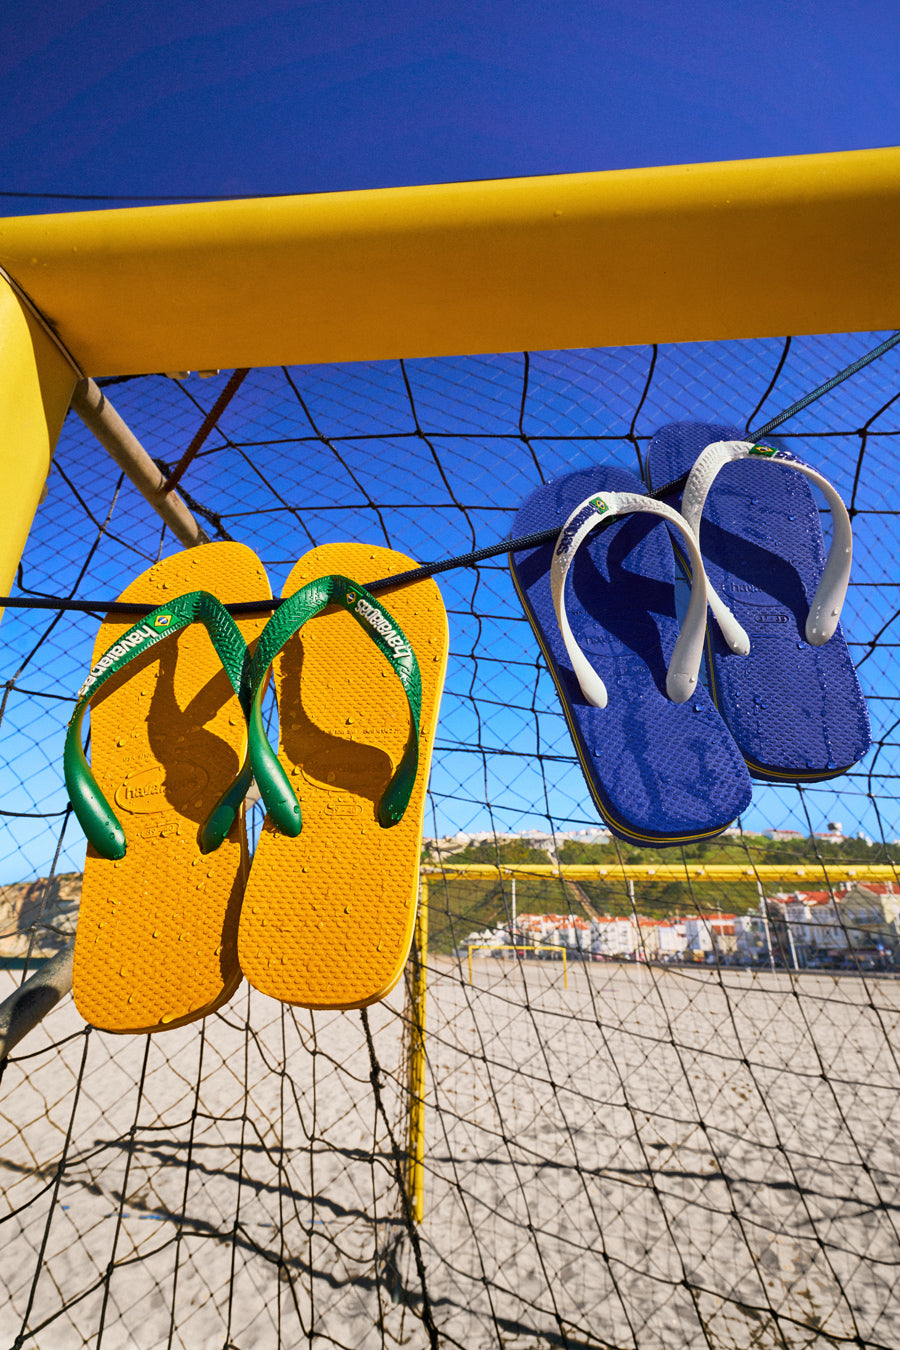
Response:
[[591, 916, 637, 958], [683, 913, 737, 957], [763, 882, 900, 962], [656, 920, 687, 959]]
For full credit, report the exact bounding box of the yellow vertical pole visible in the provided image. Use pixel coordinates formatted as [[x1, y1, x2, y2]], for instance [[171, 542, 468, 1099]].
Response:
[[407, 876, 428, 1224], [0, 277, 77, 620]]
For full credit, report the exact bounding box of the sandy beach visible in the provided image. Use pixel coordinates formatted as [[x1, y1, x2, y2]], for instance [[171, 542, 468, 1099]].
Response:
[[2, 956, 899, 1349]]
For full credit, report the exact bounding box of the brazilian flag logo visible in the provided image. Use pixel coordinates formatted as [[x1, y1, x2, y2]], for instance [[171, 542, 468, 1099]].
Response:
[[154, 613, 173, 629], [588, 496, 610, 516], [749, 445, 778, 458]]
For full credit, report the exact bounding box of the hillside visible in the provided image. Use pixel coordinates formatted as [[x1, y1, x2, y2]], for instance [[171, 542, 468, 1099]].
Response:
[[423, 833, 895, 954], [0, 873, 82, 960]]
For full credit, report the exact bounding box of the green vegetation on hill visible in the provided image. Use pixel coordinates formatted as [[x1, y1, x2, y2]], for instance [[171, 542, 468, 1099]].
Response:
[[422, 833, 895, 955]]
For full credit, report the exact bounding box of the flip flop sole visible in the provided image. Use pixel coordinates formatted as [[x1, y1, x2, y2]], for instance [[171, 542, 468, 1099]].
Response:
[[510, 467, 751, 845], [238, 544, 448, 1009], [72, 543, 271, 1033], [647, 422, 870, 781]]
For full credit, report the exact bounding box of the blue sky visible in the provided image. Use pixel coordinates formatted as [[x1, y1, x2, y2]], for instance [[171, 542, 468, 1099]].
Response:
[[1, 2, 899, 880], [1, 0, 898, 208]]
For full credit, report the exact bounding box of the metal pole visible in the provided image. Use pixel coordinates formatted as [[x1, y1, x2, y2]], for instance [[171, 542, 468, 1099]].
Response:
[[758, 883, 777, 973], [0, 943, 74, 1061], [785, 913, 801, 971], [70, 378, 210, 548]]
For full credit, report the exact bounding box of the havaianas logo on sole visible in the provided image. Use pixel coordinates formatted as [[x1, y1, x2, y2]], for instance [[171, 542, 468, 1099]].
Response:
[[555, 496, 611, 557], [353, 597, 413, 660], [77, 624, 156, 698]]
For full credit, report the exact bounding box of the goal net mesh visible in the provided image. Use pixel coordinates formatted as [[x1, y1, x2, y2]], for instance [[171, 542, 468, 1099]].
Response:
[[1, 332, 899, 1348]]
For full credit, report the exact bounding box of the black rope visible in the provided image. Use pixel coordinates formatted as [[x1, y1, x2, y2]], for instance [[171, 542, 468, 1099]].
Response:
[[2, 328, 898, 618], [0, 525, 565, 616]]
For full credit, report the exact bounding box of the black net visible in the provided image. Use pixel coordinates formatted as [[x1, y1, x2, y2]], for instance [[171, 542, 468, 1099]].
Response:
[[1, 333, 899, 1348]]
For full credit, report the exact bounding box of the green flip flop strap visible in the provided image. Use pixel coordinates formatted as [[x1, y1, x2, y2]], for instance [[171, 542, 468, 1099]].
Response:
[[64, 590, 250, 861], [248, 574, 423, 837]]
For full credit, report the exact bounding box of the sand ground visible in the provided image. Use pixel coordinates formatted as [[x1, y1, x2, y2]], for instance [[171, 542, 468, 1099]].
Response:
[[1, 957, 899, 1349]]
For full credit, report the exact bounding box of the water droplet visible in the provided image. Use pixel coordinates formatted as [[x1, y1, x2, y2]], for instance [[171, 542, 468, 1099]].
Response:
[[152, 929, 160, 938]]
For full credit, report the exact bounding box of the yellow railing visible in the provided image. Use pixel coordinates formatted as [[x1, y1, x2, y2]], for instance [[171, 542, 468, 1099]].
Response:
[[427, 862, 899, 885]]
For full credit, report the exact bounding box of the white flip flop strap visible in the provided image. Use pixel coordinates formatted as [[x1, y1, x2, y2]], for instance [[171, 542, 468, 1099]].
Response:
[[682, 440, 853, 648], [550, 490, 709, 708]]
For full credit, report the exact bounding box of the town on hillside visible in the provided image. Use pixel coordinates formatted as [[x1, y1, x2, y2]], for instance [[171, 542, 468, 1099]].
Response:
[[427, 824, 900, 971], [460, 881, 900, 971]]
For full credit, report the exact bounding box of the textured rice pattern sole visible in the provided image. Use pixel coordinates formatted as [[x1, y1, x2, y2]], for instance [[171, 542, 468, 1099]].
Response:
[[646, 422, 871, 780], [509, 467, 752, 844], [238, 544, 448, 1010], [72, 543, 271, 1033]]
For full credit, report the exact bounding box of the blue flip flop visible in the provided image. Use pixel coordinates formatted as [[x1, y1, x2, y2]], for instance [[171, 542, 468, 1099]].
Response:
[[646, 422, 870, 782], [509, 466, 752, 847]]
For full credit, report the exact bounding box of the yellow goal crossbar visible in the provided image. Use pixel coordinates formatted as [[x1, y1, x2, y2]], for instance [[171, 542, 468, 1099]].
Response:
[[1, 146, 898, 378], [2, 144, 899, 618]]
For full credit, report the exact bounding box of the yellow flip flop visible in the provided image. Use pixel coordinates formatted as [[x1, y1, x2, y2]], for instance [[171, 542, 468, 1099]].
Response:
[[67, 543, 271, 1033], [237, 543, 448, 1010]]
